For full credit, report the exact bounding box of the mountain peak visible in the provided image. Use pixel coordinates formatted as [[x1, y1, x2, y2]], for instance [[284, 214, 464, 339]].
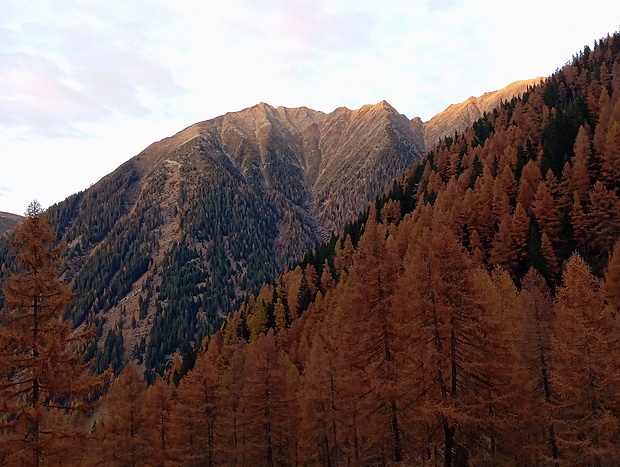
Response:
[[375, 99, 397, 112]]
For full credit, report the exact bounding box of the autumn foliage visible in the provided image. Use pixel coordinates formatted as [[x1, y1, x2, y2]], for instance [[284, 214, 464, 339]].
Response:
[[0, 202, 103, 466]]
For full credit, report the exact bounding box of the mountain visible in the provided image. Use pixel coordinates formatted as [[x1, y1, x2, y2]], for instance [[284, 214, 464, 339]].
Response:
[[0, 101, 423, 377], [0, 212, 22, 235], [423, 77, 541, 148]]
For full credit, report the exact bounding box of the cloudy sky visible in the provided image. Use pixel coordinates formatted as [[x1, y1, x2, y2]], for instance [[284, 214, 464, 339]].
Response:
[[1, 0, 618, 214]]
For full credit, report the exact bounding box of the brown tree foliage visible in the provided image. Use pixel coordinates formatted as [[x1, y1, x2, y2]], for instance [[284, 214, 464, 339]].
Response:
[[0, 201, 103, 467], [550, 255, 620, 465], [95, 363, 149, 467], [605, 240, 620, 315]]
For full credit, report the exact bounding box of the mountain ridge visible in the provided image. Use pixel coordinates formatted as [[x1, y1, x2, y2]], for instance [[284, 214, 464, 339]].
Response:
[[422, 77, 542, 148], [0, 79, 535, 219], [0, 211, 22, 235]]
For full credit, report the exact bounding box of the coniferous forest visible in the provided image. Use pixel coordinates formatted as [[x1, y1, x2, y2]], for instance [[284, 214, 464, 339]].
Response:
[[2, 32, 620, 466]]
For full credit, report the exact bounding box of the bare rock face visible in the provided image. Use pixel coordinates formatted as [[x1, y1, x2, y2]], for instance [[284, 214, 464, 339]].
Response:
[[422, 78, 542, 149]]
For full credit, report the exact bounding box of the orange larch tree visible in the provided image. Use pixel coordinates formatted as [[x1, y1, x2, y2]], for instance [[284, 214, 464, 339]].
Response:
[[490, 213, 514, 271], [602, 120, 620, 190], [532, 180, 561, 243], [144, 377, 174, 467], [238, 329, 299, 466], [96, 362, 149, 467], [0, 201, 103, 467], [604, 239, 620, 315], [400, 213, 519, 465], [516, 269, 558, 462], [565, 124, 592, 205], [170, 342, 223, 466], [587, 181, 620, 269], [298, 332, 345, 466], [337, 214, 410, 465], [550, 254, 620, 465]]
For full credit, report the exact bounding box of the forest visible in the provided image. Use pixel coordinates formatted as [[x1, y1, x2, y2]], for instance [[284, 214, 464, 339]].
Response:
[[2, 31, 620, 466]]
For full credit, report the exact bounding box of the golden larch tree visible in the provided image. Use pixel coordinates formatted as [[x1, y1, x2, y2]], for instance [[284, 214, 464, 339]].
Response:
[[337, 214, 410, 464], [170, 345, 223, 466], [602, 120, 620, 189], [298, 332, 345, 466], [566, 124, 592, 205], [144, 377, 174, 467], [516, 269, 558, 463], [400, 214, 519, 465], [238, 329, 299, 466]]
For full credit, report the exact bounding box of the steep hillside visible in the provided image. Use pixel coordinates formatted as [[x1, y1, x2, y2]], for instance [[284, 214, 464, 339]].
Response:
[[423, 77, 541, 148], [0, 101, 423, 378], [0, 212, 22, 235]]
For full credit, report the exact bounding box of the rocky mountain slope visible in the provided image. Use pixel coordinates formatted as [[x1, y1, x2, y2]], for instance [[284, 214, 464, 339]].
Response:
[[422, 78, 541, 148], [0, 212, 22, 235]]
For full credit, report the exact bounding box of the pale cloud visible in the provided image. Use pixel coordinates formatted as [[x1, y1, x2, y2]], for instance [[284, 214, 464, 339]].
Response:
[[0, 0, 182, 137]]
